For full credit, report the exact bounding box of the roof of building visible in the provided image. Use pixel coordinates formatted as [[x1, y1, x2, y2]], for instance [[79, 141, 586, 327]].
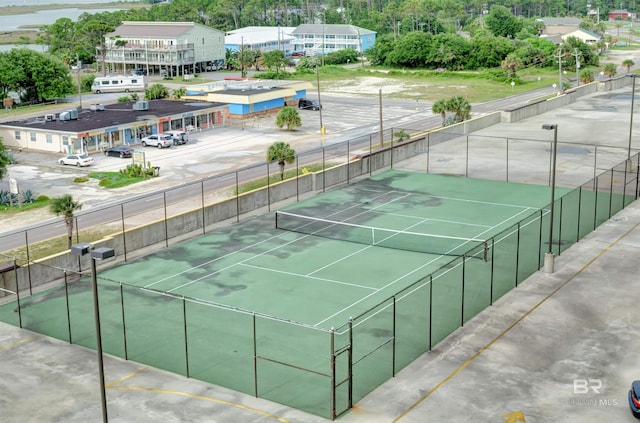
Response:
[[108, 21, 223, 39], [2, 100, 224, 133], [225, 27, 296, 45], [563, 28, 602, 40], [541, 17, 582, 25], [292, 24, 376, 36]]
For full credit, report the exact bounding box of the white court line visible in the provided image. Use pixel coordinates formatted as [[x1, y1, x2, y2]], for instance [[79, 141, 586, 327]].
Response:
[[359, 188, 537, 211], [239, 263, 377, 291], [366, 210, 493, 229], [147, 190, 403, 291], [314, 204, 540, 327]]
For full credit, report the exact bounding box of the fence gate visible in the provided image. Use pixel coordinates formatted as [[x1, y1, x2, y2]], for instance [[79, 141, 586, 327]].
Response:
[[331, 326, 352, 419]]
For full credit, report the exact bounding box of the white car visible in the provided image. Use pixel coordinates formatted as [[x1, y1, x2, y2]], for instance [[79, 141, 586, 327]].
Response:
[[140, 134, 173, 148], [58, 153, 94, 167]]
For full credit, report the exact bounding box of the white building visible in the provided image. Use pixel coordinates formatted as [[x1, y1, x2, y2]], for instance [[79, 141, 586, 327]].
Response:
[[225, 27, 296, 56]]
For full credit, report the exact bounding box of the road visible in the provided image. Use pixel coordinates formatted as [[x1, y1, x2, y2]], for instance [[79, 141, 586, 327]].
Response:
[[0, 83, 561, 251]]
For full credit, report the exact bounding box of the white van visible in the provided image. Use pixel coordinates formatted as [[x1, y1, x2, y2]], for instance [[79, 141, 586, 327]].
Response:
[[91, 75, 147, 94]]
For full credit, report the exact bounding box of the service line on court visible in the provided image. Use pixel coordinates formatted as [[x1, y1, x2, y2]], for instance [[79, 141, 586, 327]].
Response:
[[315, 205, 541, 328], [239, 263, 377, 291], [143, 191, 405, 291]]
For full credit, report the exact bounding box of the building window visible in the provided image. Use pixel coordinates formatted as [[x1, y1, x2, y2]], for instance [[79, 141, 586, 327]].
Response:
[[46, 134, 53, 144], [14, 130, 21, 140], [30, 132, 36, 142]]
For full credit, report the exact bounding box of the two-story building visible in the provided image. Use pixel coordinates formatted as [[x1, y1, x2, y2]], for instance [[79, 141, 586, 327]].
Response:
[[225, 27, 296, 56], [98, 21, 226, 77], [290, 24, 376, 57]]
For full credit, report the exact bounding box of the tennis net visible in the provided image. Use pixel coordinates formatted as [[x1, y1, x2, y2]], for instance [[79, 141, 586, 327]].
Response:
[[275, 210, 489, 259]]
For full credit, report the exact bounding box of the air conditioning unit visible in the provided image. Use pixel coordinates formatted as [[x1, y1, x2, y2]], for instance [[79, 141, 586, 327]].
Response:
[[132, 100, 149, 111], [59, 111, 70, 121], [45, 114, 54, 121], [65, 109, 78, 120], [90, 104, 105, 112]]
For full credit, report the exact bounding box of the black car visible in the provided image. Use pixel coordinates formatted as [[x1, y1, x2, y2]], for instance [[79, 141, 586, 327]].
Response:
[[298, 98, 322, 111], [104, 145, 134, 158]]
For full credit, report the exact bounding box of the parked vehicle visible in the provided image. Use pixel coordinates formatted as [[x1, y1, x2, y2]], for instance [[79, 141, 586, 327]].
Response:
[[58, 153, 94, 167], [166, 130, 189, 145], [104, 145, 134, 158], [299, 98, 322, 111], [141, 134, 173, 148], [91, 75, 147, 94], [630, 380, 640, 418], [131, 69, 147, 76]]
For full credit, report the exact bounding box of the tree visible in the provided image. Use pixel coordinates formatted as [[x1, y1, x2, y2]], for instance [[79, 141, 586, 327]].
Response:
[[432, 99, 448, 127], [484, 5, 523, 38], [145, 83, 169, 100], [580, 69, 595, 84], [623, 59, 635, 73], [50, 194, 82, 249], [0, 138, 11, 180], [501, 53, 523, 78], [0, 49, 74, 103], [603, 63, 617, 78], [447, 96, 471, 123], [275, 106, 302, 131], [267, 141, 296, 180]]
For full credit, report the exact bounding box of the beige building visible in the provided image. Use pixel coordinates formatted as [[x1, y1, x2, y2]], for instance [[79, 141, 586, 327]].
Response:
[[99, 22, 226, 77], [562, 29, 602, 44]]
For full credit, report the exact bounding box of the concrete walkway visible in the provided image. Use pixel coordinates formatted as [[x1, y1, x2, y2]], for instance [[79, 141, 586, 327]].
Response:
[[1, 197, 639, 423]]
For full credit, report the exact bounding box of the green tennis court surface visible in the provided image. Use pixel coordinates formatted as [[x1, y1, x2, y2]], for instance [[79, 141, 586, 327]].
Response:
[[84, 171, 563, 328], [0, 170, 591, 417]]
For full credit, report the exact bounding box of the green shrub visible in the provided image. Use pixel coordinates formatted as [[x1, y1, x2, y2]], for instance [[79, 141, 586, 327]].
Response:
[[73, 176, 89, 183]]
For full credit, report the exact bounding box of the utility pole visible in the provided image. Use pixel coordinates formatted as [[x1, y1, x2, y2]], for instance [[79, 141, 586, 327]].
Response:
[[554, 46, 563, 94], [572, 48, 581, 86]]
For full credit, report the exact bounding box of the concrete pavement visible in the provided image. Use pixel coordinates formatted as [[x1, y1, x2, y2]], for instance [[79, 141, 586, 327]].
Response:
[[2, 84, 640, 422]]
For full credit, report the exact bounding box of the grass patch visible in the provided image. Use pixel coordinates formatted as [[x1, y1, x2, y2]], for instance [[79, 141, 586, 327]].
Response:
[[3, 226, 118, 262], [0, 197, 50, 216], [89, 171, 150, 188], [237, 163, 328, 194]]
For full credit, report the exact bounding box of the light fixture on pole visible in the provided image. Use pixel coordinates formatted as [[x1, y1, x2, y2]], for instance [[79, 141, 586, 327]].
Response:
[[541, 124, 558, 274], [627, 74, 638, 167], [70, 243, 115, 423]]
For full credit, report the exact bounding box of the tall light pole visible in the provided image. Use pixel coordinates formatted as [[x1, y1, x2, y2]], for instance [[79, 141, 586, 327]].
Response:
[[70, 243, 115, 423], [627, 74, 637, 165], [541, 124, 558, 274]]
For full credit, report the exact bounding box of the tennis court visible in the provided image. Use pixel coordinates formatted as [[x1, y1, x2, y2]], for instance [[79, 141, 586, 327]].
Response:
[[0, 169, 604, 417]]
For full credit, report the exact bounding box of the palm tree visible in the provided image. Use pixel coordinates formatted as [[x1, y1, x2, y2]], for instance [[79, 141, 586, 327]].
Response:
[[501, 53, 523, 79], [447, 96, 471, 123], [275, 106, 302, 131], [623, 59, 635, 73], [267, 142, 296, 180], [50, 194, 82, 249], [432, 99, 448, 127], [603, 63, 617, 78]]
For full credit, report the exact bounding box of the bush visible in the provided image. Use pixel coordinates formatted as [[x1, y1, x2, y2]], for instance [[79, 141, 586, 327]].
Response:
[[73, 176, 89, 183]]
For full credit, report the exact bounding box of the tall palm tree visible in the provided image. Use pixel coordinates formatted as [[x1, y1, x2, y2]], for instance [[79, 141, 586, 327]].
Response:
[[50, 194, 82, 249], [447, 96, 471, 123], [623, 59, 635, 73], [432, 99, 448, 127], [267, 141, 296, 180]]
